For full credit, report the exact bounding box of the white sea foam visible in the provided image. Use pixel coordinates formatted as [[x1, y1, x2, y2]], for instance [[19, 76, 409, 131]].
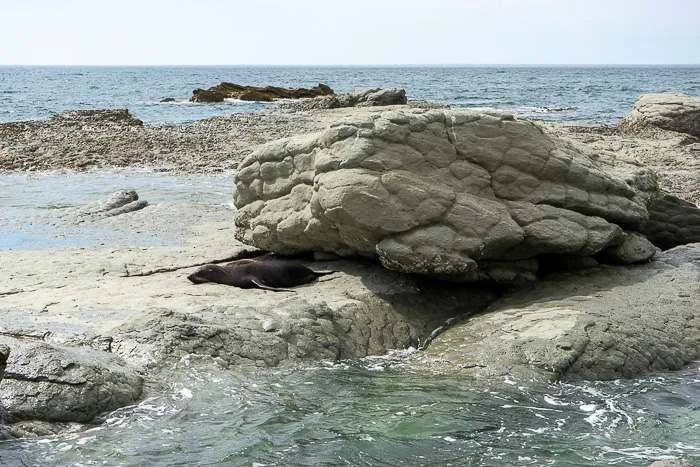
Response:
[[543, 394, 570, 406]]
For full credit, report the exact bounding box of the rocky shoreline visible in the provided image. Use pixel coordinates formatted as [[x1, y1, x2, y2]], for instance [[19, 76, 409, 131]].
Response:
[[0, 92, 699, 437]]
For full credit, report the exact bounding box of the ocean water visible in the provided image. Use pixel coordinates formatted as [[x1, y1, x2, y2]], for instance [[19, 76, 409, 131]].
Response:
[[2, 354, 699, 466], [1, 65, 699, 124]]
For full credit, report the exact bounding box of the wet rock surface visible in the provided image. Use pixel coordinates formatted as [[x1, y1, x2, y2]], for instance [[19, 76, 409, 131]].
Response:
[[0, 336, 143, 423]]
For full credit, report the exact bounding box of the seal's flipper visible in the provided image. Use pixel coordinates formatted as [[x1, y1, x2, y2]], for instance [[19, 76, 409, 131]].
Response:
[[250, 279, 296, 293]]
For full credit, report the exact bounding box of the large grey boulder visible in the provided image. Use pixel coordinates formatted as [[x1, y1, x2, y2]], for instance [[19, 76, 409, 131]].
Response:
[[235, 108, 658, 282], [0, 337, 143, 423], [620, 92, 700, 137], [412, 243, 700, 381]]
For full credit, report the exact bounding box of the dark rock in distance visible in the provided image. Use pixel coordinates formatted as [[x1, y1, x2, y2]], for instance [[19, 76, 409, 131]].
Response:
[[191, 82, 335, 103]]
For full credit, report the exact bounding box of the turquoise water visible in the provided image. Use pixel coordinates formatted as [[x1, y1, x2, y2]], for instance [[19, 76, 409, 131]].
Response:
[[1, 354, 699, 466], [1, 65, 699, 124]]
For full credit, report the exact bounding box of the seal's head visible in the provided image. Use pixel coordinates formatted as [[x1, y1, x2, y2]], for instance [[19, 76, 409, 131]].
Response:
[[187, 264, 225, 284]]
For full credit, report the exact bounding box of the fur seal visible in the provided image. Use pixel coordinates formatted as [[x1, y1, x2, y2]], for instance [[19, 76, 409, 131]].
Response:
[[187, 259, 335, 292]]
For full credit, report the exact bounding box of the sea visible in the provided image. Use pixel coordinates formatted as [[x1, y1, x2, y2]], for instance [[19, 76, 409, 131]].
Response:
[[1, 65, 699, 125], [1, 66, 699, 466]]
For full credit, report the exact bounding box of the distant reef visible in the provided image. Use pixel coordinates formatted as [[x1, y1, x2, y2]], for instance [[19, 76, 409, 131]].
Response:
[[190, 82, 334, 103]]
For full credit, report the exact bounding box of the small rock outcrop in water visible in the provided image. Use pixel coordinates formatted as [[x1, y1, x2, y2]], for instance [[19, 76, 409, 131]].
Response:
[[0, 337, 143, 423], [75, 189, 148, 221], [233, 108, 698, 282], [191, 82, 334, 103], [280, 88, 408, 111], [619, 92, 700, 137]]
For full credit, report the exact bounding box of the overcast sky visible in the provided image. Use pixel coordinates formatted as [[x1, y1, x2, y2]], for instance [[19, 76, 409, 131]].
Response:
[[1, 0, 698, 65]]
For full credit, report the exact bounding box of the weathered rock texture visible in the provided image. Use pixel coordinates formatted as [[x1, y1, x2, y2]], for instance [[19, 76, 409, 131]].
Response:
[[111, 260, 496, 370], [641, 193, 700, 250], [234, 108, 672, 282], [0, 337, 143, 423], [413, 243, 700, 381], [620, 92, 700, 137], [280, 88, 408, 111], [191, 82, 334, 103]]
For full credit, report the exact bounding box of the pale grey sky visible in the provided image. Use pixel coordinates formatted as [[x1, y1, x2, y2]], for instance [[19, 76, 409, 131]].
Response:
[[1, 0, 698, 65]]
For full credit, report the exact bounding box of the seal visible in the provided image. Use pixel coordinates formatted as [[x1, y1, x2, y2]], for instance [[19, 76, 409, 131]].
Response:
[[187, 259, 335, 292]]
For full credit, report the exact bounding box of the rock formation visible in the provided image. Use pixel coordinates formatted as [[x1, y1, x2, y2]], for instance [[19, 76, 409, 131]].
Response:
[[413, 243, 700, 381], [280, 88, 408, 111], [191, 82, 334, 103], [234, 108, 691, 282], [0, 109, 331, 172], [0, 337, 143, 423], [73, 189, 148, 222], [620, 92, 700, 137]]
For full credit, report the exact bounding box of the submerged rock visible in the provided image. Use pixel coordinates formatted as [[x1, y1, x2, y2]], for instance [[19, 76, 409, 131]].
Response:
[[234, 108, 677, 282], [620, 92, 700, 137]]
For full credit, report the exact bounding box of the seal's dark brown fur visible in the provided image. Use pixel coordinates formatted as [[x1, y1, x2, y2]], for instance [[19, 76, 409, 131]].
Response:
[[187, 259, 334, 292]]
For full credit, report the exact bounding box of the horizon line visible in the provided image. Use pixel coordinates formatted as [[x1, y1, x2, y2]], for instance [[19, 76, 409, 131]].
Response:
[[0, 63, 698, 67]]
